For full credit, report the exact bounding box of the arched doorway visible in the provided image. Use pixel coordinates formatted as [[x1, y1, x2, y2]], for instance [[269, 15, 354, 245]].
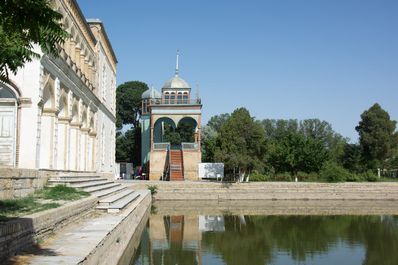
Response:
[[0, 83, 18, 166]]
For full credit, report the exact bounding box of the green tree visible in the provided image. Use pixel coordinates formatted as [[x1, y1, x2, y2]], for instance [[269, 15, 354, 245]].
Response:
[[115, 128, 141, 164], [268, 131, 329, 177], [201, 125, 218, 162], [340, 143, 363, 172], [355, 103, 398, 169], [214, 108, 267, 181], [0, 0, 68, 83], [116, 81, 148, 129], [208, 113, 230, 132]]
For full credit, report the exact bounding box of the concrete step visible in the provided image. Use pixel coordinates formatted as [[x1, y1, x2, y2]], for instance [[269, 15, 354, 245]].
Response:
[[69, 180, 115, 189], [97, 189, 135, 207], [92, 185, 127, 198], [83, 182, 120, 193], [48, 178, 108, 186], [54, 175, 102, 180], [104, 192, 141, 213]]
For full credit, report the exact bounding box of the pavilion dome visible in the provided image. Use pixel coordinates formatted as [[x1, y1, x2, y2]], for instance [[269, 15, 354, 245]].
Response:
[[141, 86, 161, 99], [162, 75, 190, 89]]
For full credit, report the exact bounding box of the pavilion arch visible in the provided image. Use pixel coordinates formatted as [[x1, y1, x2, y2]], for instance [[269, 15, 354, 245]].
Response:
[[153, 117, 176, 143], [177, 117, 198, 143]]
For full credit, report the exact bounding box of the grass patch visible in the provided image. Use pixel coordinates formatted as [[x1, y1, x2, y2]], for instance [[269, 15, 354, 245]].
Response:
[[0, 196, 59, 221], [0, 185, 89, 222], [34, 185, 90, 201]]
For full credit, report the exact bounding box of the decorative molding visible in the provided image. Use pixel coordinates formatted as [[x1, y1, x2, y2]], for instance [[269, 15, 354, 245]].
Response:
[[18, 97, 32, 108]]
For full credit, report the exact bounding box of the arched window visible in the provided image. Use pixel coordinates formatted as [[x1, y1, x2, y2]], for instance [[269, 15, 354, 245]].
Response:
[[183, 92, 189, 104], [177, 92, 183, 104], [170, 92, 175, 104], [164, 92, 170, 104]]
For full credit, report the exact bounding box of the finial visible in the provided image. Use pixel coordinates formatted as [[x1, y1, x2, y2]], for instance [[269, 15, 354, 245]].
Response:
[[175, 50, 179, 76]]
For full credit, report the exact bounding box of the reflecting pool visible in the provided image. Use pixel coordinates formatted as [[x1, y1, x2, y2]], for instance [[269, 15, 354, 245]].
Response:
[[130, 203, 398, 265]]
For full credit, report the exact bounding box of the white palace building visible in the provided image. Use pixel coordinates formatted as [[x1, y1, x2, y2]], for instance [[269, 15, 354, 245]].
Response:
[[0, 0, 117, 175]]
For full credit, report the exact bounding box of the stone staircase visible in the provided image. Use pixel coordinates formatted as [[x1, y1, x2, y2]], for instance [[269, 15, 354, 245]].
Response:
[[170, 150, 184, 181], [48, 174, 140, 213]]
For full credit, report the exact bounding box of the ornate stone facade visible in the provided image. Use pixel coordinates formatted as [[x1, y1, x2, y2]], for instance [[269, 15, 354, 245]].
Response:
[[0, 0, 117, 174]]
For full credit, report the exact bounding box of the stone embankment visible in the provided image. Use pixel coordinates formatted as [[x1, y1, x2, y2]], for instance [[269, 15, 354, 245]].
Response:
[[0, 196, 98, 262], [125, 181, 398, 201]]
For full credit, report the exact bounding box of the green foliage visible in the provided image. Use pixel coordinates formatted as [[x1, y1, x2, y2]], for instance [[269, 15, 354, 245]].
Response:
[[320, 162, 350, 182], [268, 131, 329, 176], [147, 185, 158, 195], [0, 0, 69, 83], [35, 185, 89, 201], [250, 171, 271, 182], [214, 108, 267, 178], [361, 170, 378, 182], [201, 125, 218, 162], [296, 172, 320, 182], [356, 103, 398, 169], [116, 128, 141, 164], [116, 81, 148, 129], [273, 172, 293, 181], [341, 143, 364, 173], [208, 113, 230, 132]]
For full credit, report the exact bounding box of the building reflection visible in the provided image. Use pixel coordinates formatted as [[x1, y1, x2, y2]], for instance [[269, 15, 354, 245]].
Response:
[[137, 214, 226, 265]]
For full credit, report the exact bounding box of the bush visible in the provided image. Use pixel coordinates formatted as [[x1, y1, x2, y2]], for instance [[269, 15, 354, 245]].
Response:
[[297, 172, 320, 182], [250, 171, 271, 182], [273, 172, 293, 181], [361, 170, 379, 182], [147, 185, 158, 195], [345, 173, 365, 182], [320, 162, 350, 182]]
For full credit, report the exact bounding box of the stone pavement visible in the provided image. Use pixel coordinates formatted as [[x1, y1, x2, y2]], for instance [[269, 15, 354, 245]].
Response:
[[10, 190, 150, 265]]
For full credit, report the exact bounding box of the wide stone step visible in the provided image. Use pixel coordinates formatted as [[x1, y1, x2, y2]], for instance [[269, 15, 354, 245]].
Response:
[[97, 189, 135, 207], [103, 192, 141, 213], [83, 182, 120, 193], [69, 180, 115, 189], [55, 175, 102, 180], [92, 185, 127, 198], [48, 178, 109, 186]]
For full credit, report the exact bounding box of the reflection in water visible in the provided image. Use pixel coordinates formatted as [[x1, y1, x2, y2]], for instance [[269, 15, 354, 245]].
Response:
[[131, 215, 398, 265]]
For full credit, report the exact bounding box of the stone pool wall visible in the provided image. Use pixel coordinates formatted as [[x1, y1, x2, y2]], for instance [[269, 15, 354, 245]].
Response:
[[124, 181, 398, 201]]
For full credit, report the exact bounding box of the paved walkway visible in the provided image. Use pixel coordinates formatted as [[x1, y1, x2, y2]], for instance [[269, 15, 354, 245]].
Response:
[[11, 190, 149, 265]]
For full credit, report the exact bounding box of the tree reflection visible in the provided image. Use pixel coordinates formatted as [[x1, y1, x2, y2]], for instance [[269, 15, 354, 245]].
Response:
[[133, 215, 398, 265]]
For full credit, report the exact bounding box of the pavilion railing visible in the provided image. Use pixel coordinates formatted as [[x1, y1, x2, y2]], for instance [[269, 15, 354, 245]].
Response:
[[153, 142, 170, 150], [182, 142, 198, 150]]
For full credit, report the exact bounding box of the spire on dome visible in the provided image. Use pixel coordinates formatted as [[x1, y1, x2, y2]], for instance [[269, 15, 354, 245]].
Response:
[[175, 50, 179, 76]]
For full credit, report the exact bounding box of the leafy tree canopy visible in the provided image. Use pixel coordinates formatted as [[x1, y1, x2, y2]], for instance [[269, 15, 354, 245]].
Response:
[[214, 108, 267, 178], [355, 103, 398, 168], [116, 81, 148, 129], [115, 128, 141, 164], [0, 0, 68, 83]]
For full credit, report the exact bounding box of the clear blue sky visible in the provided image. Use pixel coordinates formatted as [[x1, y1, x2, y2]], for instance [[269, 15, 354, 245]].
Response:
[[78, 0, 398, 142]]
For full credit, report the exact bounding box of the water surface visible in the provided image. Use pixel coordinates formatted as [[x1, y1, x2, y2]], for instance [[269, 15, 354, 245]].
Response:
[[130, 202, 398, 265]]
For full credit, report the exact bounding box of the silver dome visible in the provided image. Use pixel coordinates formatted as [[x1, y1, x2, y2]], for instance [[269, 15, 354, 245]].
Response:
[[141, 86, 161, 99], [162, 75, 191, 89]]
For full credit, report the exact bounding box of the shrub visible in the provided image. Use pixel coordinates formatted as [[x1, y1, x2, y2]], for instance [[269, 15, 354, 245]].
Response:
[[147, 185, 158, 195], [361, 170, 379, 182], [273, 172, 293, 181], [250, 171, 271, 182], [346, 173, 365, 182], [320, 162, 350, 182], [297, 172, 320, 182]]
